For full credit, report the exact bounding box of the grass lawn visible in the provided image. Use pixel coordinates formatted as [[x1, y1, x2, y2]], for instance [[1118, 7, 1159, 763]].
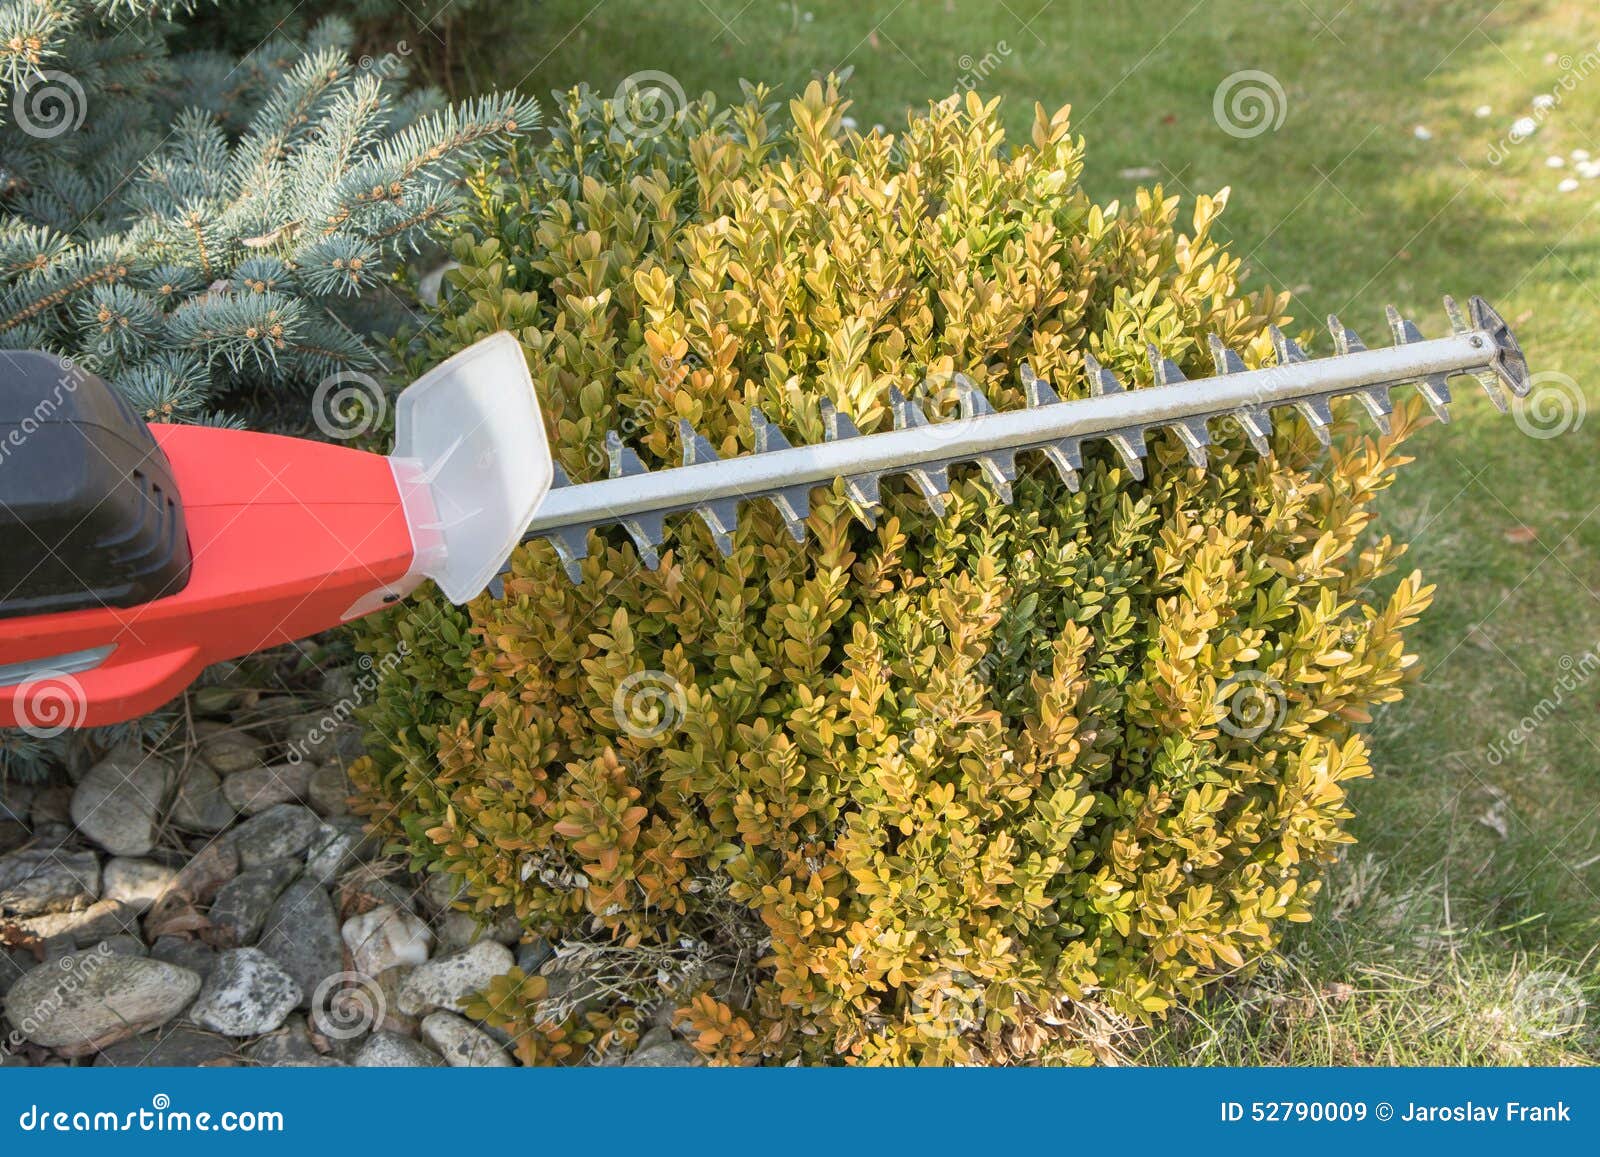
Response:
[[465, 0, 1599, 1063]]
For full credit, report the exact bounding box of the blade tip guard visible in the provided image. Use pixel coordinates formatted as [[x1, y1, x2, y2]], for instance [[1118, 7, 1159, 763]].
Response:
[[1468, 296, 1531, 398], [389, 332, 552, 604]]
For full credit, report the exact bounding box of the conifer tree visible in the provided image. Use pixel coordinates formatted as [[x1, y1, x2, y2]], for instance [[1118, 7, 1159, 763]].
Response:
[[0, 1, 535, 424]]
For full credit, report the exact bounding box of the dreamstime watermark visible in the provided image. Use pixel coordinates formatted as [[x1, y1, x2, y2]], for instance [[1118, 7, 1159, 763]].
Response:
[[1511, 970, 1587, 1039], [1214, 669, 1288, 739], [1485, 646, 1600, 765], [955, 41, 1012, 92], [311, 370, 387, 440], [15, 1094, 283, 1134], [282, 644, 408, 766], [1487, 43, 1600, 164], [906, 969, 985, 1041], [910, 368, 989, 444], [0, 355, 85, 467], [358, 40, 413, 80], [2, 942, 114, 1059], [14, 70, 87, 139], [310, 971, 387, 1039], [1511, 370, 1585, 440], [614, 70, 687, 141], [12, 670, 89, 738], [612, 670, 687, 738], [1213, 70, 1288, 139]]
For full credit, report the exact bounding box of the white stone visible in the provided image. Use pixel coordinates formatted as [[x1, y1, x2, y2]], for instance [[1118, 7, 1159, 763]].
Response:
[[341, 904, 432, 976], [397, 940, 513, 1016], [419, 1012, 512, 1067], [354, 1032, 444, 1067], [187, 947, 301, 1037]]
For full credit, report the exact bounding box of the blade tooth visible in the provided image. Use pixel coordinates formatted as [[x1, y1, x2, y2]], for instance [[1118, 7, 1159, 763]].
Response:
[[1083, 352, 1125, 396], [1476, 371, 1510, 413], [956, 374, 997, 417], [751, 406, 793, 452], [1294, 397, 1335, 445], [820, 399, 861, 440], [695, 498, 739, 557], [1385, 305, 1431, 349], [844, 472, 882, 528], [772, 486, 810, 542], [679, 418, 720, 466], [1208, 334, 1247, 376], [544, 527, 591, 584], [1355, 386, 1394, 434], [1234, 409, 1273, 455], [1147, 343, 1188, 388], [487, 572, 506, 600], [976, 450, 1016, 504], [551, 462, 574, 488], [1021, 363, 1062, 407], [905, 462, 951, 517], [1443, 294, 1470, 334], [888, 386, 930, 430], [1417, 375, 1453, 423], [1171, 419, 1211, 468], [622, 512, 664, 570], [1330, 314, 1368, 355], [606, 430, 649, 478], [1269, 325, 1308, 366], [1038, 441, 1081, 492], [1105, 429, 1147, 479]]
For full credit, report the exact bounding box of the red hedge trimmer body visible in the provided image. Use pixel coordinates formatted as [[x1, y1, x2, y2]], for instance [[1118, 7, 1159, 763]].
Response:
[[1, 334, 551, 730], [2, 423, 415, 724], [0, 299, 1530, 731]]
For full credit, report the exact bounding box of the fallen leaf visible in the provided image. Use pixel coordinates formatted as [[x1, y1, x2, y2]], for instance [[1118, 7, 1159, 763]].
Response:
[[1504, 525, 1538, 545]]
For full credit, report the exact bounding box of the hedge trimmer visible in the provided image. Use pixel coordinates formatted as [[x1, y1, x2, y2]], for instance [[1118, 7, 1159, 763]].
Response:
[[0, 297, 1528, 729]]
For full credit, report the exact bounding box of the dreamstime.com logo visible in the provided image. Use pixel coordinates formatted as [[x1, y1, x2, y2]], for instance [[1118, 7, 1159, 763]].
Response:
[[1511, 371, 1585, 440], [0, 355, 86, 468], [1485, 647, 1600, 766], [283, 645, 408, 766], [311, 971, 387, 1040], [1213, 70, 1288, 139], [312, 370, 388, 440], [614, 70, 687, 141], [14, 70, 87, 139], [12, 670, 89, 738], [1511, 970, 1588, 1039], [1214, 670, 1288, 739], [16, 1095, 284, 1134], [612, 670, 687, 739]]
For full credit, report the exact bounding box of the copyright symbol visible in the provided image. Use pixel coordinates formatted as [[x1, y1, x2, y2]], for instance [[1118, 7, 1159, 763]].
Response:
[[1376, 1102, 1393, 1121]]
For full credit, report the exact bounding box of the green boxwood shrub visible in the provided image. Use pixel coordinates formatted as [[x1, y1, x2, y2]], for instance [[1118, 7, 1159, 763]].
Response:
[[353, 80, 1434, 1065]]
